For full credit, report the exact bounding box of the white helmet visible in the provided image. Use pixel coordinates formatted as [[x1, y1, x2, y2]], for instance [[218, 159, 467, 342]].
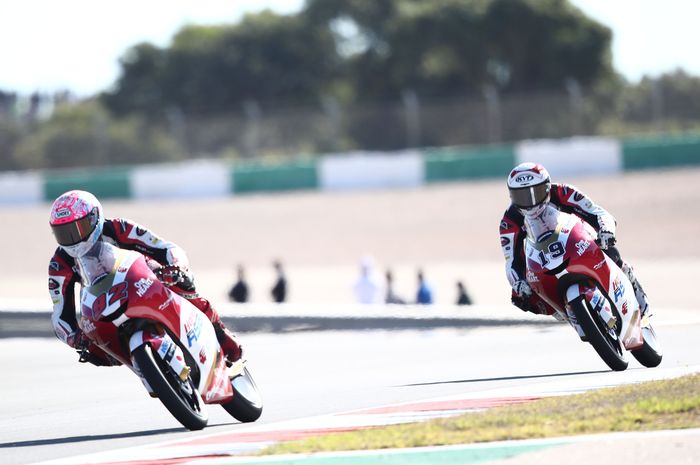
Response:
[[507, 162, 551, 216], [49, 190, 104, 258]]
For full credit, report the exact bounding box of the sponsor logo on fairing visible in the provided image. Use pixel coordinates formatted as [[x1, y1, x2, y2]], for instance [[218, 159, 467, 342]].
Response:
[[575, 240, 590, 256], [593, 259, 606, 270], [526, 269, 539, 283], [134, 278, 154, 297], [199, 348, 207, 364], [186, 314, 203, 347], [135, 226, 147, 236], [622, 301, 629, 315], [500, 221, 509, 230], [117, 267, 128, 273], [158, 293, 174, 311], [574, 192, 584, 202], [48, 278, 60, 290], [49, 261, 61, 271], [500, 236, 511, 246], [613, 277, 625, 302], [82, 319, 96, 334]]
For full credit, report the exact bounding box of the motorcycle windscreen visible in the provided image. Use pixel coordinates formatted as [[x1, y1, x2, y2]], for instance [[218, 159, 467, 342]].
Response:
[[509, 183, 549, 209]]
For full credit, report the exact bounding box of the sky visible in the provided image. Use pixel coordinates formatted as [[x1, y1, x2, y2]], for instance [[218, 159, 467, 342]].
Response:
[[0, 0, 698, 96]]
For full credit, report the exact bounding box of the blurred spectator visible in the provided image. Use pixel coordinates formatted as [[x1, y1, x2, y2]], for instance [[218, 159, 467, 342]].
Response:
[[385, 269, 405, 304], [456, 281, 473, 305], [270, 260, 287, 303], [228, 264, 249, 303], [415, 269, 434, 305], [354, 255, 382, 304]]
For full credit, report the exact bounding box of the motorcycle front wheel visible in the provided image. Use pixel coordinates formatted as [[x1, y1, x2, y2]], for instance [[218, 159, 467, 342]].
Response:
[[132, 344, 208, 430], [222, 366, 263, 423], [570, 296, 628, 371]]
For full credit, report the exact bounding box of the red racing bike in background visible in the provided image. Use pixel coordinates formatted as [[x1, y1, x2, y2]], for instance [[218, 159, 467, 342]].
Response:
[[76, 241, 263, 430], [523, 206, 662, 371]]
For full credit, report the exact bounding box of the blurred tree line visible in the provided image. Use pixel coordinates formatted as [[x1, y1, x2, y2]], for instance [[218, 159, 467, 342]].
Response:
[[1, 0, 700, 171]]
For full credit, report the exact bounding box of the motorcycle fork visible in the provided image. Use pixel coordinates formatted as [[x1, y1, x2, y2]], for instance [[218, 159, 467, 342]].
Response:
[[565, 282, 618, 339], [130, 328, 192, 395]]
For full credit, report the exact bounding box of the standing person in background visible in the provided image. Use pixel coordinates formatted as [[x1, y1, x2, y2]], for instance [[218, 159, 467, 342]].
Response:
[[270, 260, 287, 303], [385, 269, 406, 304], [456, 281, 473, 305], [354, 255, 382, 304], [415, 269, 434, 305], [228, 264, 249, 303]]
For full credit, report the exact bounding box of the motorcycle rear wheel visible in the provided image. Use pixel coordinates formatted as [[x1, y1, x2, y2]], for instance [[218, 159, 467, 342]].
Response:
[[132, 344, 208, 430], [222, 366, 263, 423], [570, 296, 628, 371], [631, 325, 663, 367]]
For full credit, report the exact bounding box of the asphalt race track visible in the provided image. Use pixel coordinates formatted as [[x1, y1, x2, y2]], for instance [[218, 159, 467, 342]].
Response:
[[2, 168, 700, 464], [2, 311, 699, 465]]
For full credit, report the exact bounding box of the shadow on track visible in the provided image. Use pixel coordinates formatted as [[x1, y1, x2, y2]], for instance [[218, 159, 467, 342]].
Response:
[[398, 369, 610, 387], [0, 422, 238, 448]]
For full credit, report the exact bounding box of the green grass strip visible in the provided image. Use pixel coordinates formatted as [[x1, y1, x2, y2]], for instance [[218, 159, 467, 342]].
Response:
[[261, 373, 700, 455]]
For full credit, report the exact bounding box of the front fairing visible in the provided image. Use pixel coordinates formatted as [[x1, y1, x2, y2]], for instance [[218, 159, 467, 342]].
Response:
[[525, 211, 610, 312], [78, 243, 180, 363], [78, 243, 228, 401]]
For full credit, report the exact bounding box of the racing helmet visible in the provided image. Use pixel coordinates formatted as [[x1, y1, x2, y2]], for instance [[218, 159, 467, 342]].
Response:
[[507, 162, 551, 216], [49, 190, 104, 258]]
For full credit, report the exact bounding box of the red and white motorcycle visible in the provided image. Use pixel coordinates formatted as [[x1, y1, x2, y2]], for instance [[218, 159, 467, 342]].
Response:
[[524, 205, 662, 371], [76, 241, 263, 430]]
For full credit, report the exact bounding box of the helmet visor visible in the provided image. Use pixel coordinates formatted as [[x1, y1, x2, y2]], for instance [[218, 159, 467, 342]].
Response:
[[509, 183, 550, 209], [51, 208, 99, 246]]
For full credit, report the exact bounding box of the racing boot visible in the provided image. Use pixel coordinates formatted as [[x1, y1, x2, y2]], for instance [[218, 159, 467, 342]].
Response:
[[621, 262, 650, 316], [187, 296, 243, 363]]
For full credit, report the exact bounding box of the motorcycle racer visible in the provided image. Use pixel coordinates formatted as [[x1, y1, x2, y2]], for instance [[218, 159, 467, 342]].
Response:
[[48, 190, 243, 366], [499, 162, 650, 317]]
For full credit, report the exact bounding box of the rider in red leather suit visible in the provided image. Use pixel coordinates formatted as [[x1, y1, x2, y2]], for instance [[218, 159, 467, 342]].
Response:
[[48, 190, 242, 366], [499, 162, 650, 318]]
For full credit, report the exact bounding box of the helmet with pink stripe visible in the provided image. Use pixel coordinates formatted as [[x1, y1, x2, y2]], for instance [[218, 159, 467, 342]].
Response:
[[49, 190, 104, 258]]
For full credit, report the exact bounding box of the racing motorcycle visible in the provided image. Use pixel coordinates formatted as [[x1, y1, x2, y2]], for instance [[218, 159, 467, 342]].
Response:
[[75, 241, 263, 430], [523, 205, 662, 371]]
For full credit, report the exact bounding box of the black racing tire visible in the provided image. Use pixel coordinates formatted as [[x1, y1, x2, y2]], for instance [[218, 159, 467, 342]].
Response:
[[570, 296, 628, 372], [222, 366, 263, 423], [132, 344, 208, 430], [631, 325, 663, 368]]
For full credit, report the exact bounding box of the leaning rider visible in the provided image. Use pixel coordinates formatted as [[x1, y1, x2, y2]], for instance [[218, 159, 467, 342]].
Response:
[[48, 190, 243, 366], [498, 162, 650, 318]]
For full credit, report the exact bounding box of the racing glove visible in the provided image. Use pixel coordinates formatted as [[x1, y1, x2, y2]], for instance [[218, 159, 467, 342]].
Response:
[[598, 230, 616, 250], [69, 330, 120, 366], [78, 350, 115, 367], [512, 280, 532, 297], [155, 265, 198, 298], [511, 292, 556, 315]]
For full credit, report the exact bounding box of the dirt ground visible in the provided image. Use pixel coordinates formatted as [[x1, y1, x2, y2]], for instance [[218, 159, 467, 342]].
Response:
[[4, 166, 699, 308]]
